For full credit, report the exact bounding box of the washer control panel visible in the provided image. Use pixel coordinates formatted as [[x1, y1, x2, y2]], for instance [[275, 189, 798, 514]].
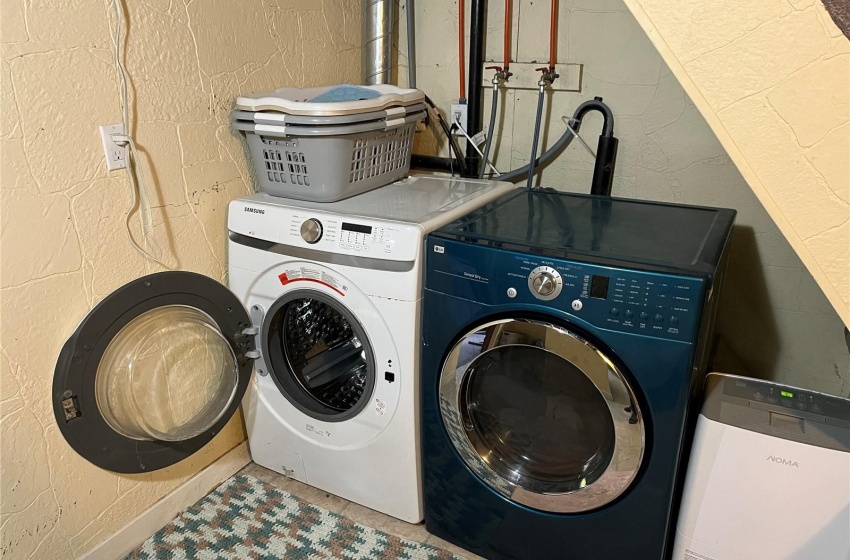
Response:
[[229, 200, 422, 262], [289, 214, 419, 261]]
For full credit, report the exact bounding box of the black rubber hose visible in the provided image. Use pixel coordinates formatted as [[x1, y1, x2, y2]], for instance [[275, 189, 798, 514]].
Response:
[[423, 95, 469, 177], [590, 134, 618, 196], [498, 97, 614, 183], [575, 97, 614, 136], [411, 155, 453, 172], [526, 87, 546, 189], [478, 87, 499, 179]]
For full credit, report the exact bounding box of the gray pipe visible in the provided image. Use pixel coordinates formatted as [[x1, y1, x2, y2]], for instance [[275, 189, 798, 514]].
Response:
[[362, 0, 394, 85], [406, 0, 416, 87]]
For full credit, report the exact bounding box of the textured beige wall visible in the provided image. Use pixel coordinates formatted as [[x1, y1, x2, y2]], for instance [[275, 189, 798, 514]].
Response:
[[620, 0, 849, 327], [399, 0, 849, 396], [0, 1, 360, 558]]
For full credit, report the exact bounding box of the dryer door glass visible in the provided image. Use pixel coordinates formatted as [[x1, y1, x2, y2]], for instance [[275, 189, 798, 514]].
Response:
[[462, 345, 615, 491], [263, 290, 375, 422], [440, 318, 644, 513]]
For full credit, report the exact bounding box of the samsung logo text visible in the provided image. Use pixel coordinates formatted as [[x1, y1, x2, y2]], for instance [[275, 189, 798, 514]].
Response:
[[244, 207, 265, 214]]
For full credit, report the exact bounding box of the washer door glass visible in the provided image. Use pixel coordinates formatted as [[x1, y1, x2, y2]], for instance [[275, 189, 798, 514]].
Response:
[[53, 271, 255, 474], [440, 318, 644, 513], [95, 305, 239, 441], [264, 290, 375, 422]]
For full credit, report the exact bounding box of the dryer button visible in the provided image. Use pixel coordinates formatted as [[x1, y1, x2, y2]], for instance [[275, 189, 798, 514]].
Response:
[[507, 287, 518, 298], [571, 299, 583, 311]]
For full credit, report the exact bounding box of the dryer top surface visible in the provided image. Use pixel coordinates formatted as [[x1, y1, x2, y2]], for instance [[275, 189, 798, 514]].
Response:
[[431, 188, 736, 276]]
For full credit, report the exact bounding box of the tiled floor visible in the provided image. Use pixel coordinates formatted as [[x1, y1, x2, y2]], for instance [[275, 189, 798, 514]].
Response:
[[239, 462, 487, 560]]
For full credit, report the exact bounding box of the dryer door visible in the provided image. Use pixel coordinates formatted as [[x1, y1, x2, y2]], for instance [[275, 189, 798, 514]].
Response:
[[53, 271, 255, 474], [439, 317, 645, 513]]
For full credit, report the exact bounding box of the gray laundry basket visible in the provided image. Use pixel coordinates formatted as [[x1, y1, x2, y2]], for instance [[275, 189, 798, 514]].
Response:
[[239, 116, 421, 202]]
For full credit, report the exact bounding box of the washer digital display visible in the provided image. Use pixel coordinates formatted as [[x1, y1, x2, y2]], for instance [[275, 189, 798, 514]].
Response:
[[342, 222, 372, 234]]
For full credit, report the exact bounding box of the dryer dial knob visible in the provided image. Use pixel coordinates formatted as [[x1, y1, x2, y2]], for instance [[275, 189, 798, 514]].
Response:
[[532, 273, 557, 296], [300, 219, 323, 244], [527, 266, 563, 301]]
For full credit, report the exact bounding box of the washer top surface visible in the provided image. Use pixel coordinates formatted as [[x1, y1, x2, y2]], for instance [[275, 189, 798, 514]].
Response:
[[235, 175, 515, 228], [228, 175, 516, 267], [432, 188, 736, 276]]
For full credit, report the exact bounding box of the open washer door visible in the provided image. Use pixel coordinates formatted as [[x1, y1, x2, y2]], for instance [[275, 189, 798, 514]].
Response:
[[53, 271, 256, 474]]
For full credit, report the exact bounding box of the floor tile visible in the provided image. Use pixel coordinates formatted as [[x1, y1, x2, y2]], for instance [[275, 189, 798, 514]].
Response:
[[239, 463, 349, 514], [424, 534, 487, 560], [339, 501, 431, 542]]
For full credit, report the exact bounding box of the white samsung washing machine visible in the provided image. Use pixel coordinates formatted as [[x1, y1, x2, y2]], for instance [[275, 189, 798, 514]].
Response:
[[674, 373, 850, 560], [50, 175, 513, 524], [228, 176, 515, 522]]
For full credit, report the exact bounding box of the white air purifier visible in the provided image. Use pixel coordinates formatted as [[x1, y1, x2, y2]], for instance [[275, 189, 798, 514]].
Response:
[[673, 373, 849, 560]]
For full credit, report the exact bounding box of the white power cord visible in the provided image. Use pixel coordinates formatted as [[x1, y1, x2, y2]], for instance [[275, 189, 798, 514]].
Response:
[[110, 0, 170, 269], [452, 115, 501, 176], [561, 116, 596, 158]]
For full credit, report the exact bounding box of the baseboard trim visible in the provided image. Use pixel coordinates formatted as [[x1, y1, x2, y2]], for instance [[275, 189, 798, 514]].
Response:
[[81, 442, 251, 560]]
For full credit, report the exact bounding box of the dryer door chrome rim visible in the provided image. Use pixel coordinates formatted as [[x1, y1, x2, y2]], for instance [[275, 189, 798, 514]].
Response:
[[262, 289, 376, 422], [439, 318, 645, 513], [53, 271, 255, 474]]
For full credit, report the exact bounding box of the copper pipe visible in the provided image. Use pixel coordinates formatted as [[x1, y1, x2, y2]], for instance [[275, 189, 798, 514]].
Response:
[[504, 0, 512, 70], [549, 0, 558, 69], [459, 0, 466, 99]]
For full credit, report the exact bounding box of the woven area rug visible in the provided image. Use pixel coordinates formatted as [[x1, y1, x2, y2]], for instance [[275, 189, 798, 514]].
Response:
[[126, 474, 462, 560]]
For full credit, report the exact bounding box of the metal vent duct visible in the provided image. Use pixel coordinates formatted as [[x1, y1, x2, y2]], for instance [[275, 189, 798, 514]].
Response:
[[362, 0, 394, 84]]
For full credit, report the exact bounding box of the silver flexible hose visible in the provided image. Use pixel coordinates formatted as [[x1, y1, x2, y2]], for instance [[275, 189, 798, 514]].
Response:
[[525, 85, 546, 188], [479, 84, 499, 179]]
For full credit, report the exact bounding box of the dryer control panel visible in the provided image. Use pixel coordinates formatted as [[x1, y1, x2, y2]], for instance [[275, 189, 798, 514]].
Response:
[[426, 237, 708, 342]]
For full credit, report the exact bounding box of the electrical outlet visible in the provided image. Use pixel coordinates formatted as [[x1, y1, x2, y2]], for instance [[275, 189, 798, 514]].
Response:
[[100, 123, 127, 170], [450, 103, 468, 136]]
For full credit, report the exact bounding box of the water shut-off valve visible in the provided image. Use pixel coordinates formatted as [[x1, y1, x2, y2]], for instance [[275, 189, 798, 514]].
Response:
[[536, 66, 559, 89], [485, 65, 512, 87]]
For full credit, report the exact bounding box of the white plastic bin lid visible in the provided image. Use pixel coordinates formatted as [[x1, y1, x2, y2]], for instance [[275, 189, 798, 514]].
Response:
[[232, 103, 427, 127], [232, 110, 426, 138], [235, 84, 425, 116]]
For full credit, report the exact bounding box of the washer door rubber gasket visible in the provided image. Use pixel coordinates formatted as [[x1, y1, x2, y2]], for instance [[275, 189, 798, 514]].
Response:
[[52, 271, 254, 474]]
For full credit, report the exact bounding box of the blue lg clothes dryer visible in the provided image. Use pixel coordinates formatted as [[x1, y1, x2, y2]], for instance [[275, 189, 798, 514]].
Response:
[[420, 188, 735, 560]]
